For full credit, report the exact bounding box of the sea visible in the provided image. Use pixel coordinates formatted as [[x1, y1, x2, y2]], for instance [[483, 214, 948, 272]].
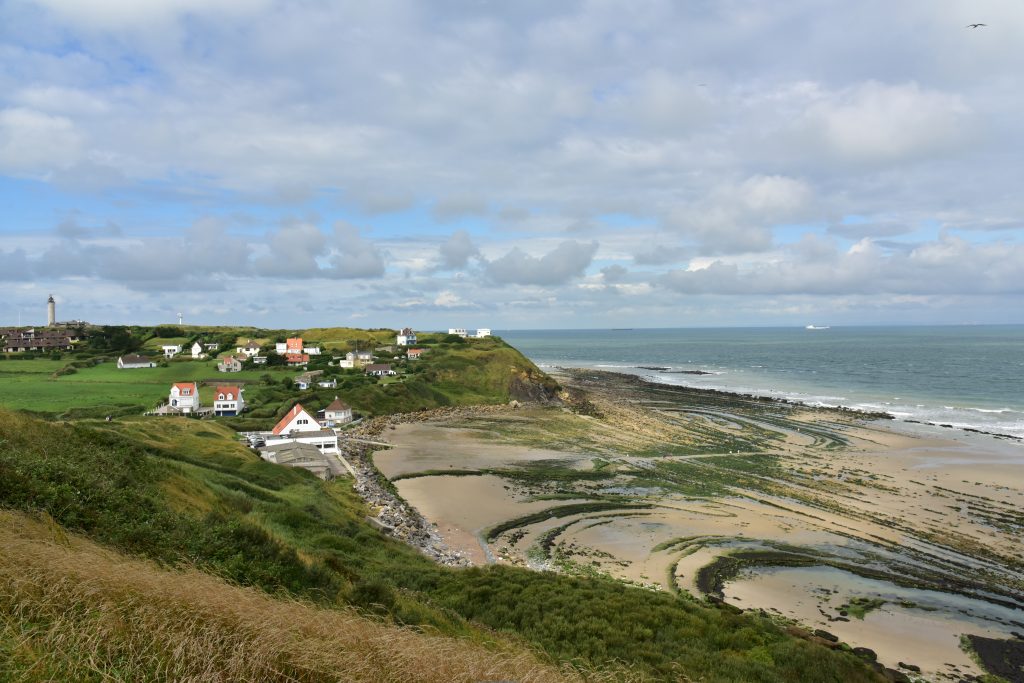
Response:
[[498, 325, 1024, 439]]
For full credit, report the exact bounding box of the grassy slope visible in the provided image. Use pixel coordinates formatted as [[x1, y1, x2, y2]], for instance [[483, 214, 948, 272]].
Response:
[[0, 329, 555, 423], [0, 510, 586, 683], [0, 409, 882, 682]]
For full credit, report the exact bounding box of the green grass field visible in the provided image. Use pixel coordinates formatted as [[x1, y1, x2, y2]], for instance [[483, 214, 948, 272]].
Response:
[[0, 357, 301, 416]]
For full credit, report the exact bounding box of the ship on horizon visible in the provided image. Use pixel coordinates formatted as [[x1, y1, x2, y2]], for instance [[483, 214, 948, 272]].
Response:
[[805, 324, 830, 330]]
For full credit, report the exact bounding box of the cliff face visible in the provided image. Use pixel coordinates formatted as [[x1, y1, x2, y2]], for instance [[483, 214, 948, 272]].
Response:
[[509, 366, 561, 404]]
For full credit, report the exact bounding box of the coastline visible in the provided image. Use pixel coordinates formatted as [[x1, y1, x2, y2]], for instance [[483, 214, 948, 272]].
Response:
[[547, 363, 1024, 444], [366, 368, 1024, 681]]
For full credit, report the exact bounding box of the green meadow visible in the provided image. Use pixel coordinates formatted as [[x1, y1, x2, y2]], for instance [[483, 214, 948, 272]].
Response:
[[0, 356, 299, 416]]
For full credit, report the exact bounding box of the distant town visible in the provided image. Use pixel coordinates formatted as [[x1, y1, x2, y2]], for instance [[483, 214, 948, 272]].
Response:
[[0, 295, 493, 480]]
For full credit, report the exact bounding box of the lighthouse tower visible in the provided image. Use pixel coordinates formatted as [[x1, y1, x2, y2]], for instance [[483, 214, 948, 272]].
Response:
[[47, 295, 56, 326]]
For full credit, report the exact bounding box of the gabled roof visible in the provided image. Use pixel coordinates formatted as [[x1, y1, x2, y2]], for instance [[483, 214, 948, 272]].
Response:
[[365, 363, 392, 372], [215, 385, 241, 399], [220, 354, 241, 363], [325, 396, 350, 412], [272, 403, 317, 435], [407, 348, 423, 355], [400, 327, 414, 335], [286, 353, 309, 363], [172, 382, 197, 395], [243, 341, 261, 349], [119, 354, 152, 364]]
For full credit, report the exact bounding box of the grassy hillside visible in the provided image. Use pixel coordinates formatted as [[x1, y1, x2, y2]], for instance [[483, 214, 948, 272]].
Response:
[[0, 408, 883, 682], [0, 510, 588, 683], [0, 327, 556, 423]]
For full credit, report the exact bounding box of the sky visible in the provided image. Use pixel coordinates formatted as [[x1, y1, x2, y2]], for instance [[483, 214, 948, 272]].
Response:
[[1, 0, 1023, 329]]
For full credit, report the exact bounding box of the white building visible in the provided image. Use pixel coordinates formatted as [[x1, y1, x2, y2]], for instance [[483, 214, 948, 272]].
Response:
[[213, 385, 244, 416], [474, 328, 491, 338], [396, 327, 416, 346], [275, 341, 288, 354], [236, 340, 261, 358], [267, 404, 339, 454], [117, 354, 155, 369], [162, 344, 183, 358], [322, 396, 353, 426], [448, 328, 468, 337], [168, 382, 200, 413], [304, 345, 321, 355], [191, 341, 206, 359]]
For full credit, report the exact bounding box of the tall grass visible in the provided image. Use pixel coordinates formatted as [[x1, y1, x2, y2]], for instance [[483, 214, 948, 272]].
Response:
[[0, 510, 616, 683]]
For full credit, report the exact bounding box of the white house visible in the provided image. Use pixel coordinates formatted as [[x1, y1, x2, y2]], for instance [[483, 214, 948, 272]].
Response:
[[213, 385, 244, 416], [203, 342, 220, 352], [168, 382, 200, 413], [191, 341, 205, 359], [396, 327, 416, 346], [236, 340, 261, 358], [275, 341, 288, 354], [474, 328, 491, 338], [252, 356, 268, 365], [322, 396, 353, 426], [267, 403, 339, 453], [365, 363, 396, 377], [335, 357, 355, 369], [317, 378, 337, 389], [272, 403, 319, 434], [406, 348, 424, 360], [117, 354, 155, 369], [448, 328, 468, 337], [162, 344, 183, 358], [304, 345, 322, 355]]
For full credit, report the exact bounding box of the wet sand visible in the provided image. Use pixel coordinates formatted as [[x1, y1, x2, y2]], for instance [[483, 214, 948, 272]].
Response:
[[370, 376, 1024, 681]]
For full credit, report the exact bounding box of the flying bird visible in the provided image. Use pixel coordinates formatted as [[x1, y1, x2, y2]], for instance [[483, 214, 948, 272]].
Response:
[[966, 23, 987, 28]]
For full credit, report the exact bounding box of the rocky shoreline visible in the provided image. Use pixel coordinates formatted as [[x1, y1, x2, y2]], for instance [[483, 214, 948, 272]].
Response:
[[341, 403, 526, 567]]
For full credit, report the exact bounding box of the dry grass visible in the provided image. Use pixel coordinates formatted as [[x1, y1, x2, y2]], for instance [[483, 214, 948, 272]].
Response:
[[0, 510, 623, 683]]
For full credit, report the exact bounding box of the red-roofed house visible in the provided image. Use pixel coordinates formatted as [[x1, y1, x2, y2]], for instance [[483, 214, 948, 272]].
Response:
[[213, 385, 244, 416], [168, 382, 200, 414], [266, 403, 339, 454], [286, 353, 309, 366], [406, 348, 423, 360], [272, 403, 320, 435]]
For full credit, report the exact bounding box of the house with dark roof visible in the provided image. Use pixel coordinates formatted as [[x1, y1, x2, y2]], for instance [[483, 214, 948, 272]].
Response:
[[117, 354, 155, 369], [364, 363, 396, 377], [396, 327, 416, 346], [321, 396, 353, 426]]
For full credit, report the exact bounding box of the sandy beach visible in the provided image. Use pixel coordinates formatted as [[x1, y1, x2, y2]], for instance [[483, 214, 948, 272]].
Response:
[[371, 370, 1024, 681]]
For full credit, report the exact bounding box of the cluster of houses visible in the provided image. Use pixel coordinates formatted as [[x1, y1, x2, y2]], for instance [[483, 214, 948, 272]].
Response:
[[1, 326, 83, 353], [249, 400, 354, 479], [166, 382, 245, 416], [216, 337, 323, 371], [448, 328, 491, 339]]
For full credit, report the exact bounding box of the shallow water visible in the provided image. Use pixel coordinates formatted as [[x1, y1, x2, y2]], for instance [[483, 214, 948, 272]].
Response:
[[724, 565, 1024, 679]]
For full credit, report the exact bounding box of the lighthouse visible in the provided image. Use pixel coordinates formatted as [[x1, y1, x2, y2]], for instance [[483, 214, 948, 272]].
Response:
[[47, 295, 56, 326]]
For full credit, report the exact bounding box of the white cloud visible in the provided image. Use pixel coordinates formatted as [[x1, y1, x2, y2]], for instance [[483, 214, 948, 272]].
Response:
[[484, 240, 598, 286], [0, 108, 83, 175]]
